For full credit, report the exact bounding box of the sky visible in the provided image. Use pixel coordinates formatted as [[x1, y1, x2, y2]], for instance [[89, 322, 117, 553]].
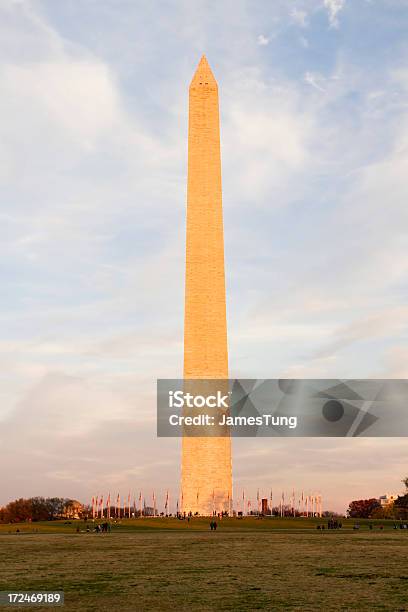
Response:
[[1, 0, 408, 513]]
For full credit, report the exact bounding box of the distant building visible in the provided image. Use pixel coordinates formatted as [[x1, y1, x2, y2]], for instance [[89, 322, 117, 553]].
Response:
[[143, 506, 155, 517], [378, 494, 398, 507], [62, 500, 83, 519]]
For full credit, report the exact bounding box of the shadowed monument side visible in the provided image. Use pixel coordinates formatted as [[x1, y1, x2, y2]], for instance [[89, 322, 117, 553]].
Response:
[[181, 56, 233, 516]]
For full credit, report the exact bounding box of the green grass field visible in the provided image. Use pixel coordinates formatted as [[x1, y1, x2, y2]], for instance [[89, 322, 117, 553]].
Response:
[[1, 519, 407, 611], [0, 516, 402, 534]]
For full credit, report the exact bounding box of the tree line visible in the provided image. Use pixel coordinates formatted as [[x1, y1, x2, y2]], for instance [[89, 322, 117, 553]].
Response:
[[347, 477, 408, 519], [0, 497, 85, 523]]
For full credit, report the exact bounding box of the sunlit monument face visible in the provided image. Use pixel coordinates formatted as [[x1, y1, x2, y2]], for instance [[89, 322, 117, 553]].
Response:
[[181, 56, 232, 516]]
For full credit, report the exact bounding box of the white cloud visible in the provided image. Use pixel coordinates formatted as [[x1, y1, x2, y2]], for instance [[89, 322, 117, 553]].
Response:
[[222, 70, 315, 206], [300, 36, 309, 48], [257, 34, 269, 46], [290, 8, 308, 27], [304, 71, 326, 91], [311, 307, 408, 360], [324, 0, 345, 28]]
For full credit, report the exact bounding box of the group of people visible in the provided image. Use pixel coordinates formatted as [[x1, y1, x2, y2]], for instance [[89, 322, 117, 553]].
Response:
[[76, 522, 111, 533], [93, 522, 110, 532], [209, 520, 218, 531], [316, 520, 342, 530], [327, 519, 342, 529]]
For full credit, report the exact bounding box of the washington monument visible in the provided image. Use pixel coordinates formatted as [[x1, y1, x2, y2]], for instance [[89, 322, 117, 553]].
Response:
[[181, 56, 233, 515]]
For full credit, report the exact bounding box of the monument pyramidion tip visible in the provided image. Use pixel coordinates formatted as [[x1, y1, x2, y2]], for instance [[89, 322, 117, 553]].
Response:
[[190, 54, 217, 88]]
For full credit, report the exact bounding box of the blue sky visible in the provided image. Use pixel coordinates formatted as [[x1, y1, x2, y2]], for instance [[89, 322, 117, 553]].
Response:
[[1, 0, 408, 512]]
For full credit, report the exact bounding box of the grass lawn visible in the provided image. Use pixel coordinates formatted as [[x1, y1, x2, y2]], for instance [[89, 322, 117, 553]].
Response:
[[1, 521, 407, 611], [0, 516, 402, 534]]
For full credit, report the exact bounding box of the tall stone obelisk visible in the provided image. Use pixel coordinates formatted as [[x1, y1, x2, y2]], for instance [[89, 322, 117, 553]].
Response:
[[181, 55, 232, 515]]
